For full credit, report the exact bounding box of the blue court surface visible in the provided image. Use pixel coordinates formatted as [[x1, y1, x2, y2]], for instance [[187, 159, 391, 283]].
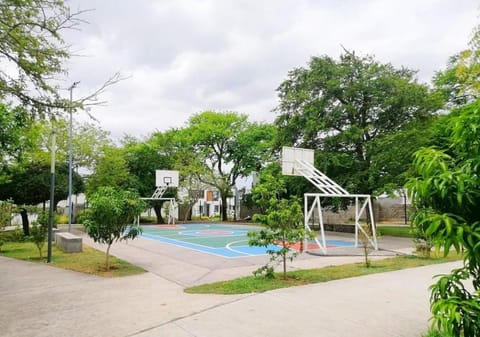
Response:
[[139, 223, 355, 258]]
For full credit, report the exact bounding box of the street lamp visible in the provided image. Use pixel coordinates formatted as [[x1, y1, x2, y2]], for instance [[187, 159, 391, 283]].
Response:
[[47, 129, 56, 263], [67, 81, 79, 232]]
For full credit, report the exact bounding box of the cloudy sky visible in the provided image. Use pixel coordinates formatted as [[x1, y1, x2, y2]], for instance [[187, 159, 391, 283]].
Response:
[[64, 0, 479, 141]]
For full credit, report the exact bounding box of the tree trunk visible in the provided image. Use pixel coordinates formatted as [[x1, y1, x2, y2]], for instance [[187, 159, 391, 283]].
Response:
[[20, 207, 29, 236], [153, 202, 165, 224], [183, 203, 193, 221], [106, 243, 111, 271], [221, 193, 228, 221]]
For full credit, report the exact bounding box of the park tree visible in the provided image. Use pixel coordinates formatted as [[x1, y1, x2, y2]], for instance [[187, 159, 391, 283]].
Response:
[[407, 99, 480, 337], [43, 119, 112, 170], [366, 117, 439, 194], [84, 187, 146, 270], [248, 165, 312, 278], [29, 212, 48, 259], [15, 117, 112, 170], [0, 1, 120, 116], [434, 23, 480, 107], [250, 163, 286, 213], [0, 103, 33, 165], [122, 135, 175, 223], [151, 129, 207, 221], [275, 50, 443, 195], [85, 145, 133, 196], [0, 0, 78, 113], [183, 111, 276, 221], [0, 161, 83, 235]]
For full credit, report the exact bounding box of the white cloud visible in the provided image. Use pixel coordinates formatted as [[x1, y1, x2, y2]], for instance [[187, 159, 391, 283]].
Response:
[[64, 0, 479, 140]]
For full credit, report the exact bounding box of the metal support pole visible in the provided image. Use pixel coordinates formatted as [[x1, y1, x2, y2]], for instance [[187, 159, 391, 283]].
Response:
[[67, 81, 79, 232], [304, 195, 308, 252], [355, 196, 359, 247], [47, 131, 56, 263]]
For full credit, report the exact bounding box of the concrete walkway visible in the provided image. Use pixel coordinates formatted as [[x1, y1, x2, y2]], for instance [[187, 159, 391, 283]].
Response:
[[79, 231, 415, 287], [0, 231, 461, 337]]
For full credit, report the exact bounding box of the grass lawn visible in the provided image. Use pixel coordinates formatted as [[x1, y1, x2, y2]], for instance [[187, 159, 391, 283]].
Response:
[[376, 225, 413, 238], [185, 253, 461, 295], [0, 237, 145, 277]]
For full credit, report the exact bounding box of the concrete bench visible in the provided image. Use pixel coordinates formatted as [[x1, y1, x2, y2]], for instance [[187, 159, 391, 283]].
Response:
[[55, 232, 82, 253]]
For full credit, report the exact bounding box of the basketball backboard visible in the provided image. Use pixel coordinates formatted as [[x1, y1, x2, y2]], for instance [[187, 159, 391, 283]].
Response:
[[281, 147, 314, 176], [155, 170, 179, 187]]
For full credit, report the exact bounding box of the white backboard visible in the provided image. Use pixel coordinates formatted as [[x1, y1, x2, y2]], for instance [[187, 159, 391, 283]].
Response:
[[155, 170, 179, 187], [281, 147, 314, 176]]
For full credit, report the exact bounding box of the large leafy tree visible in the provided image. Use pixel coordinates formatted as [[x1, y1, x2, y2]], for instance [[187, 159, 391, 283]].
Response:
[[0, 103, 33, 164], [275, 50, 442, 194], [85, 146, 133, 196], [0, 162, 84, 235], [122, 136, 174, 198], [184, 111, 276, 221], [367, 118, 439, 193], [69, 121, 113, 170], [18, 118, 112, 170], [122, 136, 175, 223], [0, 0, 81, 114], [407, 99, 480, 337], [150, 129, 208, 221], [434, 24, 480, 107]]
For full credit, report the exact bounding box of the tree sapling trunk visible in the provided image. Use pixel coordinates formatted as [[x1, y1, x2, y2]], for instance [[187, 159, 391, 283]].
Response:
[[106, 243, 112, 271]]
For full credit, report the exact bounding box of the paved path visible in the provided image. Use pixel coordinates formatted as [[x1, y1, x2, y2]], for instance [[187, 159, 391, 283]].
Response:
[[79, 231, 415, 287], [0, 231, 461, 337]]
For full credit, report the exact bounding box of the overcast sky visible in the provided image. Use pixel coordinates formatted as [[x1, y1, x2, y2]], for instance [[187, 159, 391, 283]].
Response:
[[64, 0, 479, 141]]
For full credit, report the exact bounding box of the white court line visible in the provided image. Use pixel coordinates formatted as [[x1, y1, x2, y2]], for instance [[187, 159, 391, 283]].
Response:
[[226, 240, 256, 256]]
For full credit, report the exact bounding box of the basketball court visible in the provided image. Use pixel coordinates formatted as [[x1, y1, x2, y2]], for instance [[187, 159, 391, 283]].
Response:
[[137, 147, 379, 258], [139, 223, 356, 258]]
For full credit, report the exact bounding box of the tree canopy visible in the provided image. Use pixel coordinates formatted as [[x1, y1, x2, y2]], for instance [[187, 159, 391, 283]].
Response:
[[434, 24, 480, 107], [0, 103, 32, 164], [407, 99, 480, 336], [183, 111, 276, 220], [0, 0, 81, 114], [85, 145, 132, 196], [84, 186, 145, 270], [275, 50, 442, 194], [0, 162, 84, 207], [122, 135, 176, 223]]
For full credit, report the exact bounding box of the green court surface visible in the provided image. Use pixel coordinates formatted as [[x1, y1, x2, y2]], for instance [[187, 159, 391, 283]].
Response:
[[140, 223, 355, 258]]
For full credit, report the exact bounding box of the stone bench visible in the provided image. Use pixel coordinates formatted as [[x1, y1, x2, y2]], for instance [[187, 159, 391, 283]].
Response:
[[55, 232, 82, 253]]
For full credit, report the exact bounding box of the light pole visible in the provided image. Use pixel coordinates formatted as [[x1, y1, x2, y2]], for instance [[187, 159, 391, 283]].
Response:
[[67, 81, 79, 232], [47, 129, 56, 263]]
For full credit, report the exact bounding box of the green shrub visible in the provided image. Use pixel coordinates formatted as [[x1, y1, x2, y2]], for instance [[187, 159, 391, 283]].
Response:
[[75, 210, 87, 224], [408, 100, 480, 337], [83, 187, 146, 270], [10, 228, 28, 242], [29, 221, 47, 258], [0, 199, 13, 229]]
